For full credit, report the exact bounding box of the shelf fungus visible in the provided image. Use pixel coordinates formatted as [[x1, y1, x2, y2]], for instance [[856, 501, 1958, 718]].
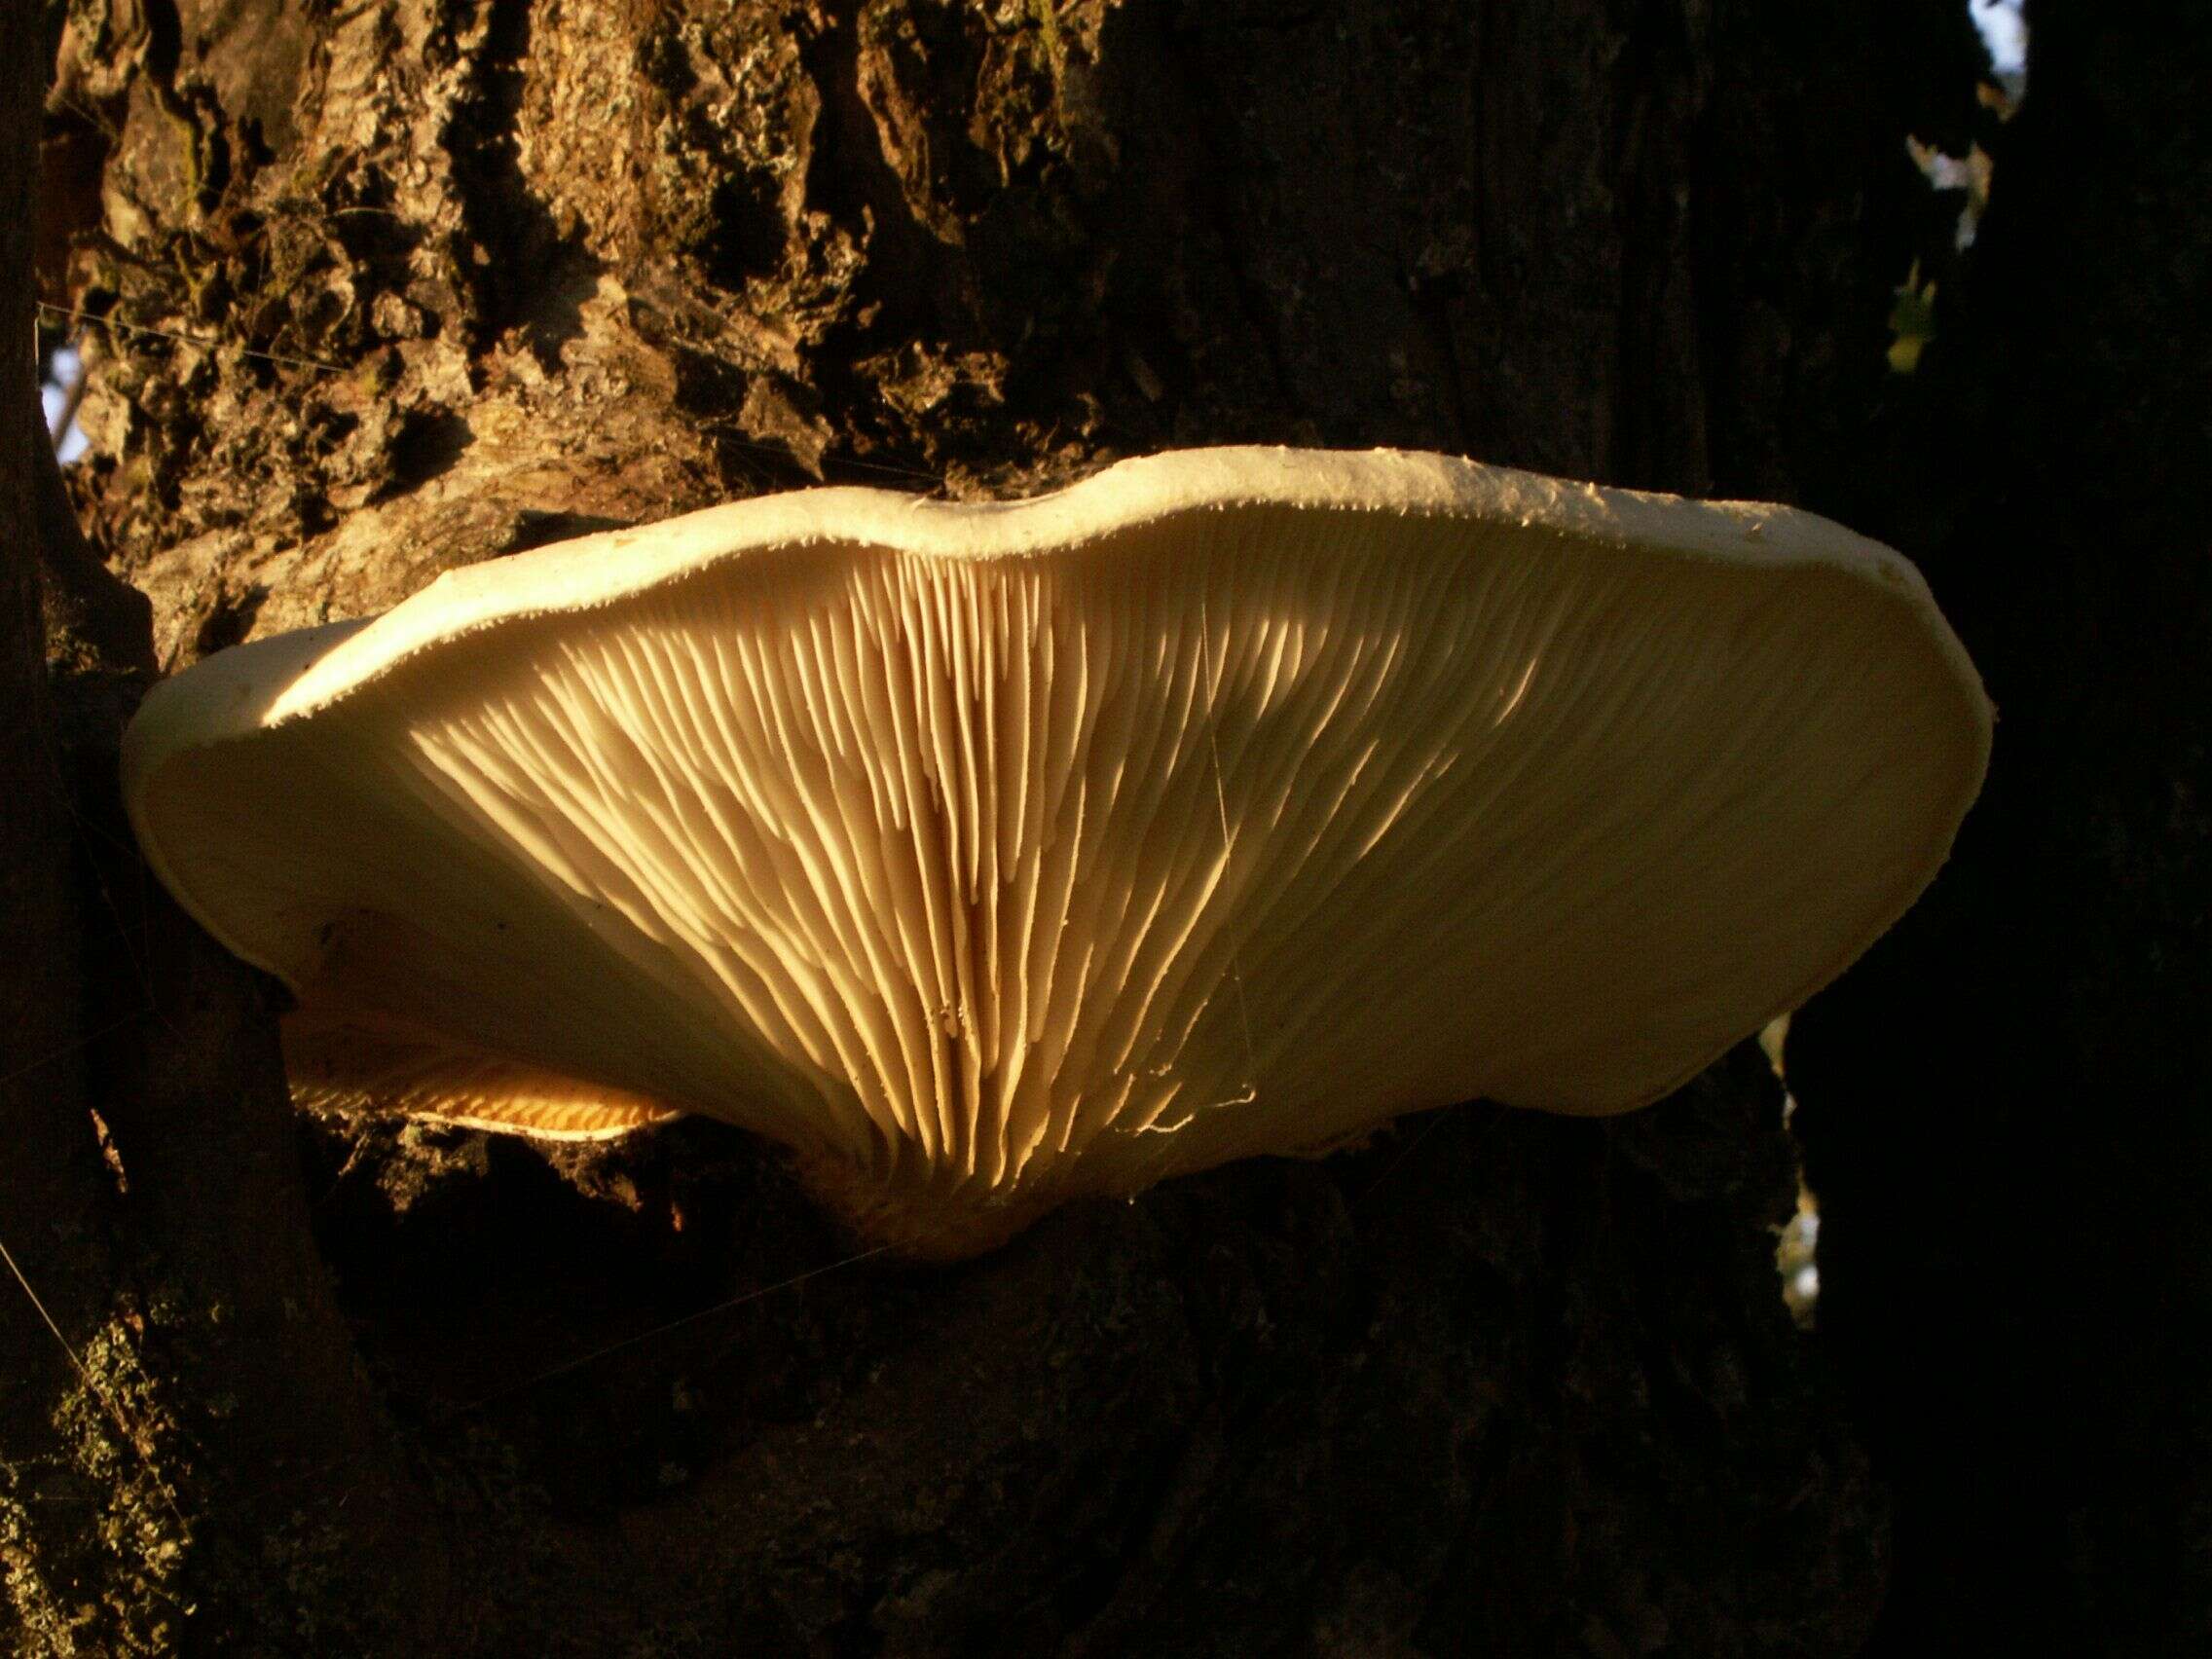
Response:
[[121, 447, 1992, 1256]]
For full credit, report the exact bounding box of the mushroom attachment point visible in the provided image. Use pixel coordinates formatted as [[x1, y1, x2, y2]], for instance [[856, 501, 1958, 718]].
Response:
[[122, 447, 1992, 1257]]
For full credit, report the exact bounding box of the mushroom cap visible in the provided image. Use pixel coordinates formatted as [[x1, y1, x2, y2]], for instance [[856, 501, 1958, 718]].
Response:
[[122, 446, 1991, 1255]]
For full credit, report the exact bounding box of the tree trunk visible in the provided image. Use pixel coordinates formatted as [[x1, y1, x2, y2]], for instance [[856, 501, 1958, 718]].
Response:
[[1787, 3, 2212, 1653], [2, 0, 2042, 1651]]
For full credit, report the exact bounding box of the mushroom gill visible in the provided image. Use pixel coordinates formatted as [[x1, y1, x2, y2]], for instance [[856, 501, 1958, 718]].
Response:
[[121, 447, 1992, 1255]]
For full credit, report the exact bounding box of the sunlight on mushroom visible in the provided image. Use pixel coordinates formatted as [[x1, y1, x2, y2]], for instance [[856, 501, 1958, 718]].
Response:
[[122, 447, 1992, 1256]]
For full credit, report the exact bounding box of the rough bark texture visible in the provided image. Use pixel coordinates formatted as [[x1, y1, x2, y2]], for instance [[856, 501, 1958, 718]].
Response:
[[0, 0, 2086, 1652], [10, 6, 453, 1652], [0, 8, 119, 1643]]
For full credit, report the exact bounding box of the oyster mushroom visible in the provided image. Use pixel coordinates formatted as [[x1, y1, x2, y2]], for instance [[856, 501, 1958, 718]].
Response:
[[121, 447, 1991, 1255]]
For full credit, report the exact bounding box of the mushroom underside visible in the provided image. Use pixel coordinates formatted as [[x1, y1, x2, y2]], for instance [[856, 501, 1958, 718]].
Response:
[[124, 453, 1990, 1254]]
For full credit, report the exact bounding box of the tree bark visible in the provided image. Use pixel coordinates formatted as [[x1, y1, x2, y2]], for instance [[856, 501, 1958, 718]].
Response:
[[1788, 3, 2212, 1653], [4, 0, 2040, 1651], [8, 9, 454, 1655]]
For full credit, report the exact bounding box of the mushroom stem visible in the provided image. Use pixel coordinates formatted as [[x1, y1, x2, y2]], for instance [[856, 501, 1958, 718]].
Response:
[[791, 1150, 1069, 1261]]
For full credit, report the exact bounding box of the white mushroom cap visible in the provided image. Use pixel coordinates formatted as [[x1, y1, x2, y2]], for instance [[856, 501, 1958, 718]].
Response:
[[122, 447, 1991, 1255]]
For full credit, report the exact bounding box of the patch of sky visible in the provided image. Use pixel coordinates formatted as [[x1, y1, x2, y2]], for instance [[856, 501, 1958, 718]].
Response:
[[43, 345, 88, 463], [1971, 0, 2027, 90]]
